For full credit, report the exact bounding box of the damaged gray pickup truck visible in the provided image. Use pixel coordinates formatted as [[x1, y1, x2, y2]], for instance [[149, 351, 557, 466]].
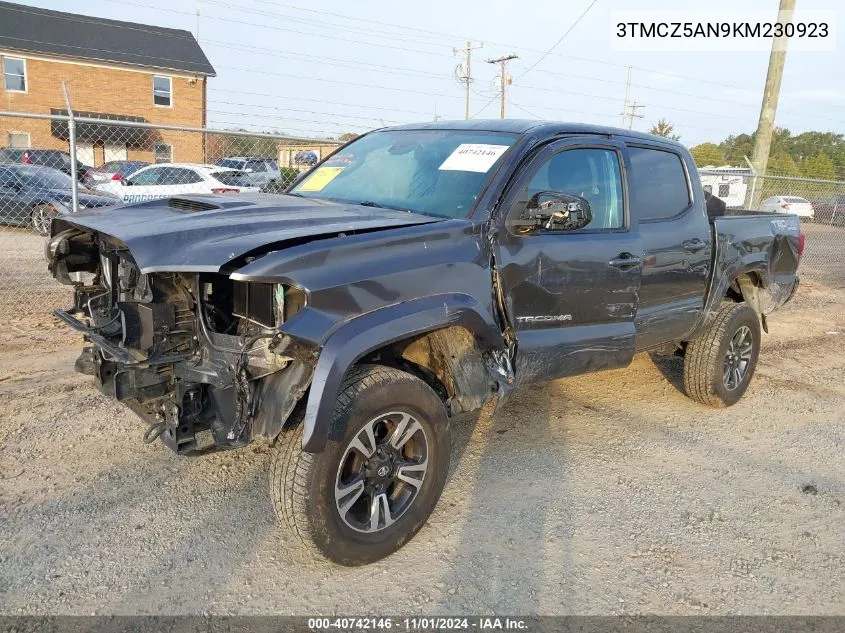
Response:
[[47, 121, 802, 565]]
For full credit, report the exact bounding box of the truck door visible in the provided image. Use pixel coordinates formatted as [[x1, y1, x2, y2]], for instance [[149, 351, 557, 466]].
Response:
[[625, 145, 712, 349], [494, 139, 643, 385]]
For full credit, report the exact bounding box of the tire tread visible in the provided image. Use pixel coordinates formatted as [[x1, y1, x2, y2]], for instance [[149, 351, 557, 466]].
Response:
[[683, 301, 757, 407], [269, 364, 427, 556]]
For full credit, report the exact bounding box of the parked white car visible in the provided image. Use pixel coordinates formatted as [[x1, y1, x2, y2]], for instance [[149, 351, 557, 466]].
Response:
[[759, 195, 815, 219], [99, 163, 260, 202]]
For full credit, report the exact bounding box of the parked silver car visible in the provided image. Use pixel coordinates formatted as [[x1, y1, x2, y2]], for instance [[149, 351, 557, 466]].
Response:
[[215, 157, 280, 186]]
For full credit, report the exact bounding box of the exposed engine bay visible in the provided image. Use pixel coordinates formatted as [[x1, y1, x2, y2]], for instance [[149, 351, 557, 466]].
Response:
[[47, 228, 313, 454]]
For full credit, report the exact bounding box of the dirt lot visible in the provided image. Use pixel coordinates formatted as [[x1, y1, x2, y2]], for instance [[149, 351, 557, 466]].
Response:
[[1, 229, 844, 616]]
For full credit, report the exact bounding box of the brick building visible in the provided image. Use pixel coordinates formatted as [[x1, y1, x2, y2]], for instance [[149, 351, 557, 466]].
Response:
[[0, 1, 215, 166]]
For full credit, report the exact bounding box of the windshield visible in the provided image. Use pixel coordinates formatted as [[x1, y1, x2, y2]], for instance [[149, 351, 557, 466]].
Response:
[[290, 129, 517, 218], [18, 167, 74, 189]]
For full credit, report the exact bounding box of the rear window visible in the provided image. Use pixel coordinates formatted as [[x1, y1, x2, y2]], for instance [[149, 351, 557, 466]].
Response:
[[217, 159, 246, 169], [213, 170, 253, 187], [628, 147, 691, 221], [31, 150, 70, 166]]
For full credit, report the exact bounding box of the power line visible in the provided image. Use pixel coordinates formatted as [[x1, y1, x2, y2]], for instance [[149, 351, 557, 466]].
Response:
[[208, 66, 464, 101], [98, 0, 844, 109], [207, 99, 405, 123], [209, 88, 434, 117], [207, 109, 380, 129], [208, 45, 449, 80], [516, 0, 599, 80], [202, 0, 454, 49], [470, 96, 498, 119]]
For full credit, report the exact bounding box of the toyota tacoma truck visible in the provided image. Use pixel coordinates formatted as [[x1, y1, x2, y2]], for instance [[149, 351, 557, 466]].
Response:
[[46, 121, 802, 565]]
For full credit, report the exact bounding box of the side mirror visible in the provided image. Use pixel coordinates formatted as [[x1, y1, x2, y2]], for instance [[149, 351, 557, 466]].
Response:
[[521, 191, 593, 232], [244, 168, 254, 173]]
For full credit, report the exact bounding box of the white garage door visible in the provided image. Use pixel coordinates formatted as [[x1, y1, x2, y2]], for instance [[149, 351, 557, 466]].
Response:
[[104, 143, 127, 162], [75, 143, 95, 167]]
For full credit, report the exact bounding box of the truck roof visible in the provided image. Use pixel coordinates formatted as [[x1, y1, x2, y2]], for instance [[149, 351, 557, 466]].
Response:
[[387, 119, 682, 147]]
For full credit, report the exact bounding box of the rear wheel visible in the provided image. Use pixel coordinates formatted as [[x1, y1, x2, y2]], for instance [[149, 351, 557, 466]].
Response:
[[269, 365, 450, 565], [683, 302, 761, 407], [30, 204, 57, 236]]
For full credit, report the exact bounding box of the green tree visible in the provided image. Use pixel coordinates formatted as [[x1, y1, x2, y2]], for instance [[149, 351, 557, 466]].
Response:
[[719, 133, 753, 166], [338, 132, 359, 142], [689, 142, 726, 167], [802, 153, 837, 179], [766, 152, 801, 176], [648, 118, 680, 140]]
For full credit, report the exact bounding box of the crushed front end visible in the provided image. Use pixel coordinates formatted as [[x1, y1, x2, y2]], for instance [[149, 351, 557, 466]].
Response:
[[47, 228, 315, 454]]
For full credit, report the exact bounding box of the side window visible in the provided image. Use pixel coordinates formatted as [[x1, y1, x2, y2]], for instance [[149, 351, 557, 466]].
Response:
[[516, 148, 625, 231], [157, 167, 202, 185], [628, 147, 691, 220], [248, 160, 266, 173], [128, 168, 162, 186], [3, 57, 27, 92], [153, 76, 172, 107], [154, 143, 173, 163], [174, 168, 203, 184], [0, 168, 15, 188]]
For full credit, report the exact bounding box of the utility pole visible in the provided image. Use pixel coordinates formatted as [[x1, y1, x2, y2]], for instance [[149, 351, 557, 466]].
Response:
[[487, 54, 518, 119], [747, 0, 795, 208], [619, 66, 644, 129], [453, 41, 483, 120], [621, 101, 645, 130]]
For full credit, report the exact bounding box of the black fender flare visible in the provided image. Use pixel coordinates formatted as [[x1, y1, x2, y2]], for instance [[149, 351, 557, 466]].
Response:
[[693, 261, 769, 338], [300, 293, 503, 452]]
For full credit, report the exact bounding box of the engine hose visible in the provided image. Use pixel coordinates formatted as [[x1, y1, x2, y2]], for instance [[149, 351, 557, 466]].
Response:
[[142, 422, 166, 444]]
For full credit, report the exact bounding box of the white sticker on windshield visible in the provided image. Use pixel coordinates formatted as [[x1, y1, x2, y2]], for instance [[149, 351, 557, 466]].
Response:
[[438, 144, 509, 173]]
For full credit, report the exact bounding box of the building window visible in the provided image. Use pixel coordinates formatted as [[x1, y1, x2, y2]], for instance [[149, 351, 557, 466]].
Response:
[[153, 75, 172, 107], [7, 131, 30, 148], [154, 143, 173, 163], [3, 57, 27, 92]]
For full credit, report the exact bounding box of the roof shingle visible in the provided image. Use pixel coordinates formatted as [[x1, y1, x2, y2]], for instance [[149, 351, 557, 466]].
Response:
[[0, 1, 215, 76]]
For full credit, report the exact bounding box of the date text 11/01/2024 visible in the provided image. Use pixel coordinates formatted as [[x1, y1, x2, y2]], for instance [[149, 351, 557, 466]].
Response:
[[308, 617, 528, 630]]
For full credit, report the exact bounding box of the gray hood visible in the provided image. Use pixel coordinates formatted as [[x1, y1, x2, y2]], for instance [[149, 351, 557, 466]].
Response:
[[54, 194, 442, 273]]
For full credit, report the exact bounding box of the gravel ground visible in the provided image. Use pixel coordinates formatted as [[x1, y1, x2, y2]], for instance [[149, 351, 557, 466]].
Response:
[[1, 229, 844, 616]]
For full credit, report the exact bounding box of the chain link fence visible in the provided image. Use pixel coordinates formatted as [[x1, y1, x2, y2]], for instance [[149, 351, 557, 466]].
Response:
[[700, 169, 845, 290], [0, 112, 844, 327], [0, 109, 342, 325]]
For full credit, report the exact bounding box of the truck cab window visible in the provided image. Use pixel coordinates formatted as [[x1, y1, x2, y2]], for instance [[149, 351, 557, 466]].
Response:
[[628, 147, 691, 220], [519, 148, 624, 231]]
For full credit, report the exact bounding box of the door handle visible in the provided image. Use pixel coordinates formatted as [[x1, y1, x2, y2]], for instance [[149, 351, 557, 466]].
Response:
[[608, 253, 642, 269], [683, 238, 708, 252]]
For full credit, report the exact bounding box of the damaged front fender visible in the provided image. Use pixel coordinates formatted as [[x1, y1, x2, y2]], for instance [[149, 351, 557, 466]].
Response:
[[300, 294, 503, 452]]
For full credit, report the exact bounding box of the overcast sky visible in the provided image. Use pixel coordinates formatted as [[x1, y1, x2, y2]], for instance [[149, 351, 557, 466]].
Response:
[[23, 0, 845, 146]]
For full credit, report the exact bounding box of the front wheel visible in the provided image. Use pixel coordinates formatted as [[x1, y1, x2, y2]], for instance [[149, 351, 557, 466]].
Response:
[[683, 302, 761, 407], [270, 365, 451, 565]]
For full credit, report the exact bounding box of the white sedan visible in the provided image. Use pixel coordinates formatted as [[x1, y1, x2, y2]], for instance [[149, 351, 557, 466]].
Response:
[[759, 195, 815, 219], [98, 163, 260, 202]]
